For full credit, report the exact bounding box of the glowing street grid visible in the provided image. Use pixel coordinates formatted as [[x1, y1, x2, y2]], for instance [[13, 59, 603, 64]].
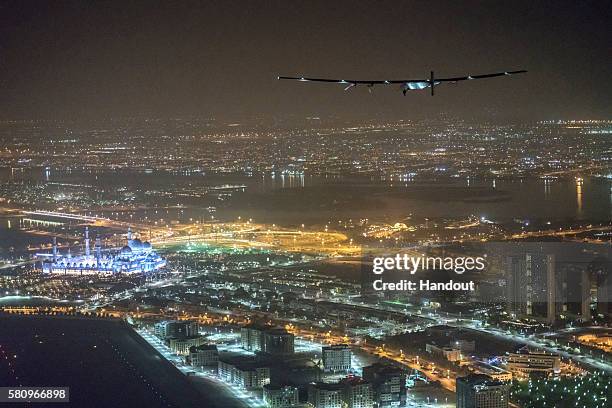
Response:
[[136, 328, 266, 408], [135, 327, 402, 407]]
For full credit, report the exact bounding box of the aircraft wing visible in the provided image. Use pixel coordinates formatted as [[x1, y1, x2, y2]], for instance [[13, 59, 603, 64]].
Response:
[[277, 76, 421, 85], [435, 70, 527, 82], [278, 70, 527, 95]]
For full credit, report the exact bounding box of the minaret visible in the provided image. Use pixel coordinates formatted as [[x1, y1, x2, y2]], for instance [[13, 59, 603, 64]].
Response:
[[95, 236, 101, 260], [95, 235, 101, 270], [52, 237, 57, 262], [85, 227, 90, 257]]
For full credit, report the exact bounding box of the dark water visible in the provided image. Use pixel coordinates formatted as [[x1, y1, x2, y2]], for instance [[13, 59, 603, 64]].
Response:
[[0, 315, 238, 408], [1, 167, 610, 250]]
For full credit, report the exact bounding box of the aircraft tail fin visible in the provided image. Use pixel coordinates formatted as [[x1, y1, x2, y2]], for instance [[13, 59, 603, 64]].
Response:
[[430, 71, 435, 96]]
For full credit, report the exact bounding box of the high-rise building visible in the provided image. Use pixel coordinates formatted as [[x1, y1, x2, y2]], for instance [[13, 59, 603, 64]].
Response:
[[505, 251, 553, 320], [499, 242, 612, 324], [594, 255, 612, 318], [362, 363, 406, 408], [263, 384, 299, 408], [263, 328, 295, 355], [322, 344, 352, 373], [456, 374, 509, 408], [241, 324, 266, 352]]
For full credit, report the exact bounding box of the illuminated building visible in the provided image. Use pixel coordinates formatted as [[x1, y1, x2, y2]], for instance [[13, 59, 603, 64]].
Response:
[[263, 328, 294, 355], [40, 227, 166, 275], [505, 251, 553, 321], [241, 323, 266, 352], [322, 344, 351, 373], [506, 349, 560, 377], [187, 344, 219, 368], [341, 377, 374, 408], [218, 356, 271, 390], [501, 243, 612, 324], [169, 336, 206, 355], [241, 324, 294, 355], [426, 343, 462, 362], [362, 363, 406, 408], [471, 362, 513, 382], [456, 374, 509, 408], [307, 382, 343, 408], [154, 320, 199, 340], [263, 384, 299, 408]]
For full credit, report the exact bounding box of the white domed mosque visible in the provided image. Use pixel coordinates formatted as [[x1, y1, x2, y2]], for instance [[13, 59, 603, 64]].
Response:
[[40, 227, 166, 275]]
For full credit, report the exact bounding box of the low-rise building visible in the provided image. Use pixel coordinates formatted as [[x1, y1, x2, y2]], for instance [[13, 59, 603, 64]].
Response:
[[155, 320, 199, 340], [341, 377, 374, 408], [218, 356, 271, 390], [426, 343, 462, 362], [506, 350, 560, 377], [263, 384, 299, 408], [270, 358, 322, 386], [187, 344, 218, 368], [169, 336, 207, 355], [471, 362, 512, 382], [308, 382, 343, 408]]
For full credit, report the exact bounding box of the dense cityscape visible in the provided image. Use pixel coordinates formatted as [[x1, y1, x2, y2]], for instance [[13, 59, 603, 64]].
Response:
[[1, 1, 611, 407], [0, 118, 610, 179], [0, 116, 610, 408]]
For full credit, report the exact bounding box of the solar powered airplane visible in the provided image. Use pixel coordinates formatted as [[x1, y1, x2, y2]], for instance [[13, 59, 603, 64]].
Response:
[[278, 70, 527, 96]]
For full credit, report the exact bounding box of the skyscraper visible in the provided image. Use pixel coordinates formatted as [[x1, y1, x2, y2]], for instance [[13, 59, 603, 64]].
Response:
[[505, 250, 553, 320], [501, 242, 607, 324]]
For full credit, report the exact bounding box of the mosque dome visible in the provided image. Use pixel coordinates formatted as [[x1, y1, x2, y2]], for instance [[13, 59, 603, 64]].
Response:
[[129, 238, 144, 250]]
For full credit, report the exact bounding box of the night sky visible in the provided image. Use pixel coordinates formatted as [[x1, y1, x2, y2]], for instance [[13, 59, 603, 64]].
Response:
[[0, 0, 610, 122]]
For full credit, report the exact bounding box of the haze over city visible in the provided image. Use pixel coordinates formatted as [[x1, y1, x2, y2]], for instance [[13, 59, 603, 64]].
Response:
[[0, 2, 610, 408], [0, 0, 610, 121]]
